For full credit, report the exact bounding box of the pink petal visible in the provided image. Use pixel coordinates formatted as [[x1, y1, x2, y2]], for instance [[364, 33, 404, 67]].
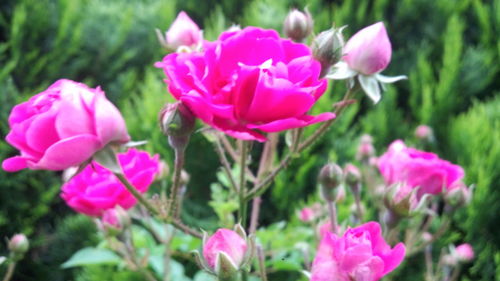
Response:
[[34, 134, 102, 170], [93, 94, 130, 144], [2, 156, 29, 172], [55, 97, 95, 139], [247, 112, 335, 132]]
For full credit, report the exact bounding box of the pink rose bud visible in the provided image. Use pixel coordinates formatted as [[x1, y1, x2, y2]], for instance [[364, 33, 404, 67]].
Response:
[[312, 26, 345, 77], [356, 134, 375, 162], [283, 8, 313, 42], [311, 222, 406, 281], [61, 149, 160, 217], [100, 207, 130, 235], [344, 22, 392, 75], [384, 183, 419, 217], [298, 207, 316, 222], [455, 243, 474, 262], [414, 125, 434, 142], [444, 181, 472, 208], [156, 27, 335, 142], [8, 234, 29, 257], [165, 11, 202, 50], [378, 140, 464, 200], [2, 79, 130, 172], [319, 163, 344, 201], [203, 229, 248, 273]]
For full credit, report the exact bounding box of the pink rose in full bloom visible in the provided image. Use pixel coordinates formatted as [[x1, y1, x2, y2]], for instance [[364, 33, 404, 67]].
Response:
[[311, 222, 405, 281], [455, 243, 474, 262], [343, 22, 392, 75], [156, 27, 335, 142], [165, 11, 202, 50], [378, 140, 464, 200], [203, 229, 248, 270], [2, 79, 130, 172], [61, 149, 160, 217]]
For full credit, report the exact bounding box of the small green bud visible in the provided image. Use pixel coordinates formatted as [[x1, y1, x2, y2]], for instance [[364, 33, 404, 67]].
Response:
[[312, 26, 346, 77], [319, 163, 343, 201], [283, 8, 313, 42], [8, 234, 29, 259], [159, 102, 196, 150]]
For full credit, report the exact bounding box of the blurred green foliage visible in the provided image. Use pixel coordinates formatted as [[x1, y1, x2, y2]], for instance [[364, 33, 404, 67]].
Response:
[[0, 0, 499, 280]]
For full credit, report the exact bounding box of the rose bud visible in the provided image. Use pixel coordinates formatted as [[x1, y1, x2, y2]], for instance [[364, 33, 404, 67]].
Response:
[[202, 229, 249, 279], [319, 163, 344, 202], [444, 181, 472, 209], [455, 243, 474, 262], [283, 8, 313, 42], [356, 134, 375, 162], [8, 234, 29, 260], [160, 102, 196, 150], [99, 207, 131, 235], [414, 125, 434, 142], [160, 11, 202, 51], [344, 163, 362, 195], [298, 207, 316, 222], [2, 79, 130, 172], [312, 26, 345, 77]]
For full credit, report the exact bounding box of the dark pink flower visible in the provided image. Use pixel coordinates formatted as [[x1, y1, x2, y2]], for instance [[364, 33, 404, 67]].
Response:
[[311, 222, 405, 281], [155, 27, 335, 142], [203, 229, 248, 270], [378, 140, 464, 199], [61, 149, 160, 217], [2, 79, 130, 172]]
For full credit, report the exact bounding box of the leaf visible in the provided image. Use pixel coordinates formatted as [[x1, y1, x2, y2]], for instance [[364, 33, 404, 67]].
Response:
[[61, 247, 121, 268]]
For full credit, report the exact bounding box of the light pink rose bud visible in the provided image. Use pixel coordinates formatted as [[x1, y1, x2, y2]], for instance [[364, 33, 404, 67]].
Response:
[[444, 182, 472, 208], [283, 8, 313, 42], [415, 125, 434, 141], [165, 11, 202, 50], [8, 234, 29, 257], [356, 134, 375, 161], [203, 229, 248, 273], [455, 243, 474, 262], [100, 207, 130, 235], [298, 207, 316, 222], [2, 79, 130, 172], [344, 22, 392, 75]]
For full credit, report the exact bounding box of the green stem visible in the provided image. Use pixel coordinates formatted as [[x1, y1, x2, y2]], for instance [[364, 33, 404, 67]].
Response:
[[214, 137, 239, 193], [114, 172, 202, 239], [2, 262, 16, 281], [238, 141, 249, 227], [168, 147, 185, 218], [327, 200, 338, 234]]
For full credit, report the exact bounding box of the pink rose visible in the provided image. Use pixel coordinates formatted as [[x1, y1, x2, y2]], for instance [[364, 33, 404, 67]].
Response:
[[165, 11, 202, 50], [343, 22, 392, 75], [203, 229, 247, 270], [2, 79, 130, 172], [311, 222, 405, 281], [155, 27, 335, 142], [61, 148, 160, 217], [455, 243, 474, 262], [378, 140, 464, 199]]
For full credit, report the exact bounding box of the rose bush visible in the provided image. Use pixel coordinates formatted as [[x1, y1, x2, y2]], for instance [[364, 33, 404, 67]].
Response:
[[156, 27, 335, 142], [311, 222, 405, 281], [61, 148, 160, 217], [2, 79, 130, 172]]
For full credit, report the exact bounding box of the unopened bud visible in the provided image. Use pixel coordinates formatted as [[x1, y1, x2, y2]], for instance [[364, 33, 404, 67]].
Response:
[[344, 164, 361, 195], [160, 102, 196, 150], [455, 243, 474, 262], [318, 163, 343, 201], [356, 134, 375, 162], [8, 234, 29, 258], [445, 182, 472, 209], [100, 207, 130, 236], [312, 26, 345, 77], [415, 125, 434, 142], [155, 160, 170, 181], [283, 8, 313, 42]]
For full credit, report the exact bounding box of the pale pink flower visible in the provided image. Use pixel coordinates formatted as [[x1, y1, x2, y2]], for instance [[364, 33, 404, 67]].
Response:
[[165, 11, 202, 50], [311, 222, 406, 281], [378, 140, 464, 200], [61, 149, 160, 217], [156, 27, 334, 142], [455, 243, 474, 262], [202, 229, 248, 270], [298, 207, 316, 222], [2, 79, 130, 172]]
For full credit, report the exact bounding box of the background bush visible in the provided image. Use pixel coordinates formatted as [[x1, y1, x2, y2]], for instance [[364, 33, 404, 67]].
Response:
[[0, 0, 498, 280]]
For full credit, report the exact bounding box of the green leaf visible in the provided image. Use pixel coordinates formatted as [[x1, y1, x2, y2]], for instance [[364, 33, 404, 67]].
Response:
[[61, 247, 121, 268]]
